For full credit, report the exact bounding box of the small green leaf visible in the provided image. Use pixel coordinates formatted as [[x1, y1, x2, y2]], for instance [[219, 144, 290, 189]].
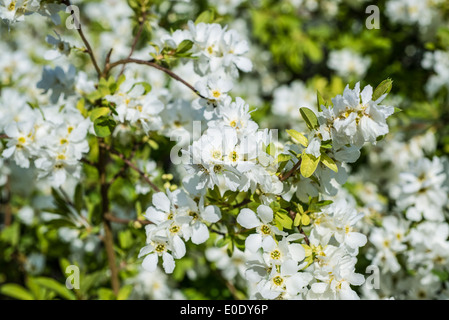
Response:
[[34, 277, 76, 300], [117, 285, 133, 300], [195, 10, 215, 24], [0, 284, 34, 300], [299, 107, 319, 131], [90, 107, 110, 121], [286, 129, 308, 147], [300, 152, 320, 178], [176, 40, 193, 54], [317, 91, 325, 112], [74, 183, 83, 213], [320, 153, 338, 172], [372, 79, 393, 101], [293, 213, 301, 227], [275, 212, 293, 230], [301, 214, 310, 226], [93, 117, 115, 138]]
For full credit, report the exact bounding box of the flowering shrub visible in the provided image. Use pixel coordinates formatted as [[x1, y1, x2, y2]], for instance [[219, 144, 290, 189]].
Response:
[[0, 0, 449, 300]]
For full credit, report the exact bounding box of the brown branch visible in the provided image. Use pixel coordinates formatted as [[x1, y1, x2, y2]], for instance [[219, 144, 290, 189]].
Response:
[[0, 134, 9, 139], [63, 0, 102, 77], [117, 12, 148, 78], [97, 142, 120, 296], [279, 158, 302, 181], [106, 58, 206, 99], [99, 142, 161, 192], [104, 213, 152, 226]]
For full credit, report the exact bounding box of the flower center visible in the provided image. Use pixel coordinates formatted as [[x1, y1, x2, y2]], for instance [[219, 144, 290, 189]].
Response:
[[212, 150, 222, 160], [270, 249, 281, 260], [169, 225, 181, 234], [155, 244, 166, 253], [229, 151, 238, 162], [272, 275, 284, 287], [212, 90, 221, 98], [261, 224, 271, 235], [8, 1, 16, 11]]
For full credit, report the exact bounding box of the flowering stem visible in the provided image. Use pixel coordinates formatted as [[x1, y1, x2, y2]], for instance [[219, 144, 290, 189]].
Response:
[[106, 58, 207, 99]]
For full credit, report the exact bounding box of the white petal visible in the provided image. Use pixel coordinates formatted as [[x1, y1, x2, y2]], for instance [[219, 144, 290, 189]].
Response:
[[311, 282, 327, 294], [138, 244, 154, 258], [237, 208, 260, 229], [202, 205, 221, 223], [142, 253, 158, 272], [162, 252, 176, 274], [346, 232, 367, 249], [191, 222, 210, 244], [172, 235, 186, 259], [289, 243, 306, 262], [257, 205, 273, 224], [245, 233, 262, 252], [144, 207, 166, 225], [152, 192, 171, 212]]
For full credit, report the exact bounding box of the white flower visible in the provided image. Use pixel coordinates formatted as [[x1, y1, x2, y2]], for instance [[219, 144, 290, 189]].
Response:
[[139, 235, 177, 274], [44, 31, 71, 60], [194, 75, 233, 102], [237, 205, 285, 252], [2, 121, 36, 168], [391, 157, 448, 221], [327, 49, 371, 80]]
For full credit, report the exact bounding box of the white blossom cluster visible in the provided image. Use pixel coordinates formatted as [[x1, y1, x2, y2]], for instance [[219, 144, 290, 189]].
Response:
[[139, 189, 221, 273], [0, 88, 90, 187], [348, 131, 449, 299]]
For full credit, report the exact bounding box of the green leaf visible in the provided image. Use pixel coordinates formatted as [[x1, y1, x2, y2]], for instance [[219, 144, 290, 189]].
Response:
[[90, 107, 110, 121], [301, 214, 310, 226], [74, 183, 83, 213], [195, 10, 215, 24], [320, 153, 338, 172], [293, 212, 301, 227], [316, 91, 325, 112], [97, 288, 115, 300], [0, 284, 34, 300], [300, 152, 320, 178], [286, 129, 308, 147], [117, 285, 133, 300], [34, 277, 76, 300], [93, 117, 115, 138], [299, 107, 319, 131], [118, 230, 133, 249], [275, 212, 293, 230], [176, 40, 193, 54], [372, 79, 393, 101]]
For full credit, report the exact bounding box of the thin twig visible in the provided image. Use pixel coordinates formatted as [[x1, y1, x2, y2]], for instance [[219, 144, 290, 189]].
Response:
[[99, 142, 161, 192], [97, 142, 120, 296], [0, 134, 9, 139], [279, 158, 302, 181], [117, 12, 148, 78], [106, 58, 206, 99], [288, 210, 310, 246], [104, 213, 152, 226], [63, 0, 102, 77]]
